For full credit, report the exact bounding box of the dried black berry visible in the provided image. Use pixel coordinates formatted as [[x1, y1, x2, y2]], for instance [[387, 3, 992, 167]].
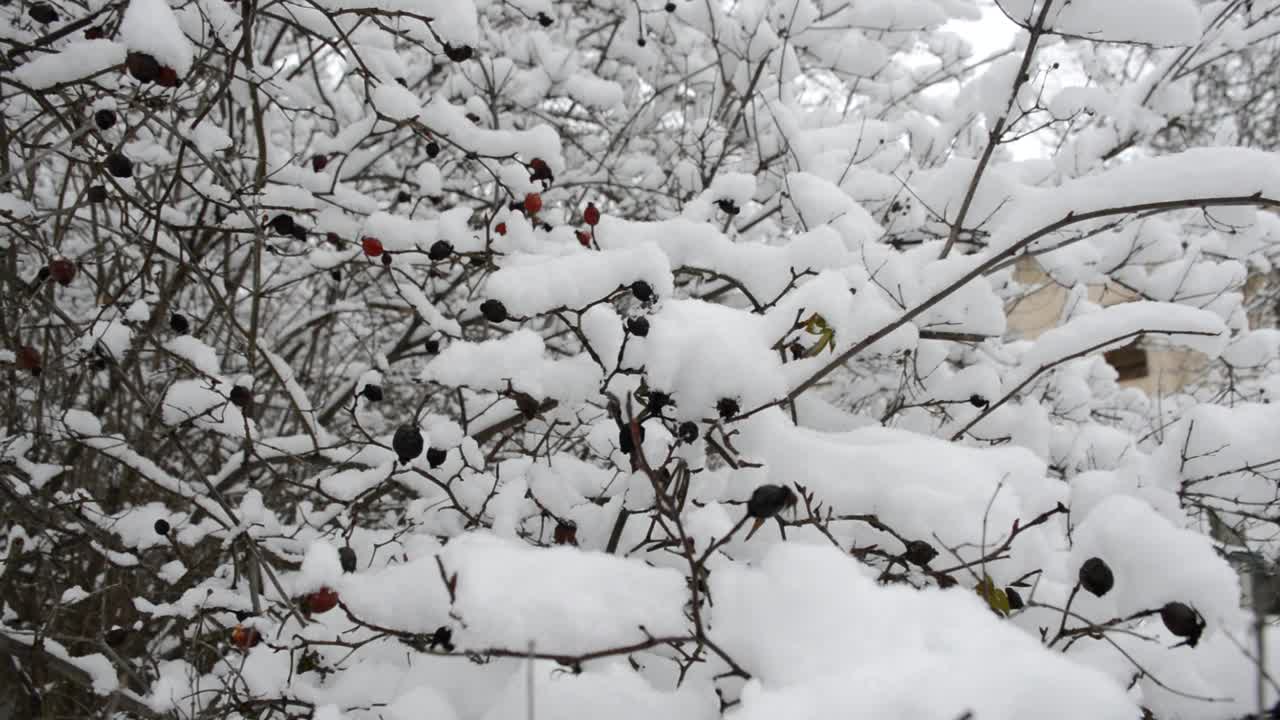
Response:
[[513, 392, 540, 419], [716, 397, 739, 419], [480, 299, 508, 323], [86, 185, 107, 203], [424, 338, 440, 354], [339, 546, 357, 573], [537, 12, 552, 26], [428, 626, 454, 651], [229, 385, 252, 408], [429, 240, 453, 261], [426, 447, 447, 468], [361, 384, 383, 402], [665, 1, 675, 10], [647, 391, 670, 414], [618, 424, 645, 454], [397, 190, 412, 203], [392, 425, 424, 464], [169, 313, 189, 334], [677, 421, 698, 444], [105, 153, 133, 178], [630, 280, 653, 303], [104, 626, 129, 646], [716, 198, 739, 215], [627, 317, 649, 337], [153, 518, 170, 536], [1160, 602, 1204, 646], [969, 394, 988, 408], [28, 2, 57, 23], [1078, 557, 1114, 597], [426, 141, 440, 158], [443, 43, 473, 62], [381, 252, 392, 266], [126, 52, 161, 83], [1005, 587, 1024, 610], [747, 485, 796, 519], [94, 109, 116, 131], [904, 540, 938, 567], [270, 214, 296, 236], [330, 268, 342, 282]]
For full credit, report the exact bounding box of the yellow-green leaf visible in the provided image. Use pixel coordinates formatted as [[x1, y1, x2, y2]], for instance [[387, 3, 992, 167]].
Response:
[[976, 574, 1010, 616]]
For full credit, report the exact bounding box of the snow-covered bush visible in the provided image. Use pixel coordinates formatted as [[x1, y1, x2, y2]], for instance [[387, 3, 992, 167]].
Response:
[[2, 0, 1279, 717]]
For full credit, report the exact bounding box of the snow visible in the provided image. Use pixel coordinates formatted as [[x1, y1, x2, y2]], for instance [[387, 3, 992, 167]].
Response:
[[998, 0, 1202, 46], [119, 0, 196, 76], [486, 246, 673, 317], [1068, 496, 1241, 631], [11, 40, 126, 89], [713, 543, 1137, 720], [5, 0, 1280, 717]]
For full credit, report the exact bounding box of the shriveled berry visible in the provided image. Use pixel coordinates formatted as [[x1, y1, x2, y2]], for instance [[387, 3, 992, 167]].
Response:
[[443, 43, 473, 62], [381, 252, 392, 266], [16, 346, 41, 374], [105, 153, 133, 178], [1078, 557, 1114, 597], [1160, 602, 1204, 645], [231, 625, 260, 650], [229, 385, 252, 408], [584, 203, 600, 226], [554, 521, 577, 545], [126, 52, 161, 83], [495, 222, 507, 235], [627, 317, 649, 337], [153, 518, 170, 536], [424, 338, 440, 354], [630, 280, 653, 303], [270, 214, 296, 236], [361, 384, 383, 402], [1005, 587, 1024, 610], [647, 390, 670, 414], [48, 258, 75, 286], [429, 240, 453, 261], [969, 394, 988, 408], [537, 12, 552, 26], [665, 1, 676, 10], [428, 626, 454, 651], [339, 546, 357, 573], [94, 109, 116, 131], [104, 626, 129, 646], [312, 155, 328, 172], [529, 157, 553, 183], [618, 423, 645, 454], [28, 2, 57, 23], [904, 540, 938, 566], [677, 421, 698, 444], [426, 141, 440, 158], [576, 230, 591, 247], [716, 198, 739, 215], [155, 66, 179, 87], [84, 26, 105, 39], [397, 190, 412, 203], [87, 185, 107, 203], [170, 313, 189, 334], [362, 236, 384, 257], [716, 397, 739, 419], [480, 299, 508, 323], [426, 447, 447, 468], [747, 485, 796, 519], [523, 193, 542, 214], [305, 587, 339, 614], [393, 425, 424, 464]]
